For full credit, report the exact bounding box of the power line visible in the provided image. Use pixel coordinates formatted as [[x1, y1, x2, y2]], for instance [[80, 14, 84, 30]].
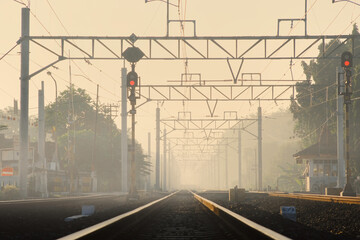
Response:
[[44, 1, 120, 88], [0, 43, 19, 62], [274, 6, 360, 109], [269, 0, 353, 88], [260, 0, 319, 76], [0, 87, 15, 99], [300, 111, 336, 140], [22, 4, 120, 101], [13, 0, 26, 7], [287, 0, 319, 36], [46, 0, 71, 35]]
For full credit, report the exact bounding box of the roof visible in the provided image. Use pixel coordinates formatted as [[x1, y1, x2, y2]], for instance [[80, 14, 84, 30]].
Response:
[[293, 126, 337, 161]]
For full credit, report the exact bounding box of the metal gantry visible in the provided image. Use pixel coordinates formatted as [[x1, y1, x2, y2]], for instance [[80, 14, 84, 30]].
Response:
[[158, 111, 259, 190], [161, 118, 257, 131], [26, 35, 360, 67], [18, 3, 360, 195], [137, 84, 297, 102]]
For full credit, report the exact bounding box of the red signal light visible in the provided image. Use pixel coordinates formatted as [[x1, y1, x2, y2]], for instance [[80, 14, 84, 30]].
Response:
[[341, 52, 353, 68], [127, 71, 138, 87]]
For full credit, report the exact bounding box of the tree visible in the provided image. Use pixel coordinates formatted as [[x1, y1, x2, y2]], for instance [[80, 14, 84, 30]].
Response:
[[45, 86, 151, 191], [277, 163, 304, 192], [291, 24, 360, 177], [45, 86, 96, 137]]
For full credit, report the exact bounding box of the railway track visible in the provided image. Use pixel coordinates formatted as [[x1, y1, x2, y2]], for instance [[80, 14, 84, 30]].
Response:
[[268, 192, 360, 205], [59, 190, 289, 240], [0, 193, 123, 205]]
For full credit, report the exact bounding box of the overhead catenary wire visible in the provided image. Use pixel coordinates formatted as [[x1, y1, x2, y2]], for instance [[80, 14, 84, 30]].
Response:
[[283, 1, 357, 83], [260, 0, 320, 76], [264, 0, 353, 88], [28, 62, 119, 104], [279, 1, 350, 81], [300, 111, 337, 140], [271, 4, 360, 114], [0, 43, 19, 62], [45, 0, 120, 85], [13, 0, 26, 6], [17, 2, 120, 104]]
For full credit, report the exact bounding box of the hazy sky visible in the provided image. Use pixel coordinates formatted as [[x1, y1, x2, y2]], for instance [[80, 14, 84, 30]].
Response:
[[1, 0, 360, 150]]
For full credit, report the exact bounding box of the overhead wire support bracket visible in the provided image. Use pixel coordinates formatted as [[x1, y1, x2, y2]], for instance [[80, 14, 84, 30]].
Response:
[[277, 18, 306, 36], [169, 20, 197, 37], [277, 0, 308, 36], [227, 58, 244, 84], [28, 35, 360, 61], [333, 0, 360, 7]]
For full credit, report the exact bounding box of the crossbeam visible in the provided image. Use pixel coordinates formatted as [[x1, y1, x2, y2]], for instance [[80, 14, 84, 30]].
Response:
[[161, 118, 257, 131], [27, 35, 360, 61], [138, 84, 297, 101]]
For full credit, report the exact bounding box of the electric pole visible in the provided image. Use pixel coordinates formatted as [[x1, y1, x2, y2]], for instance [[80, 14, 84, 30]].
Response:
[[340, 52, 356, 196], [122, 45, 144, 199], [19, 7, 30, 198]]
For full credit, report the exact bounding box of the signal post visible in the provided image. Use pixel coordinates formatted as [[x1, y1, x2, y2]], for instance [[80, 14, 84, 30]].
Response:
[[122, 46, 144, 199], [340, 52, 356, 197], [128, 64, 138, 198]]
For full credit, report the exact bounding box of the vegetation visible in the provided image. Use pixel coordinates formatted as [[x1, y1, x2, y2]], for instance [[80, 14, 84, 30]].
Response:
[[0, 185, 21, 200], [45, 85, 150, 191], [290, 24, 360, 178], [277, 163, 304, 192]]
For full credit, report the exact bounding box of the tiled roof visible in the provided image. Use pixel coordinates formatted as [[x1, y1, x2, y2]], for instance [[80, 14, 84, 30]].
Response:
[[293, 127, 337, 160]]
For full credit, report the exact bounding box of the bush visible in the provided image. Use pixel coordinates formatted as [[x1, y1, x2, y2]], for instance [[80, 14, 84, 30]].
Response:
[[1, 185, 21, 200]]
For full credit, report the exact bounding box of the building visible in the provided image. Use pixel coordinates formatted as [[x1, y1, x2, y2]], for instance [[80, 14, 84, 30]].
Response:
[[293, 129, 338, 193], [0, 134, 93, 195]]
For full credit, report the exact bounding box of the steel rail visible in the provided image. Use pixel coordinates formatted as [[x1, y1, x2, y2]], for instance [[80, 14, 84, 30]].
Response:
[[0, 193, 122, 205], [269, 192, 360, 205], [58, 191, 178, 240], [59, 190, 292, 239], [192, 191, 291, 240]]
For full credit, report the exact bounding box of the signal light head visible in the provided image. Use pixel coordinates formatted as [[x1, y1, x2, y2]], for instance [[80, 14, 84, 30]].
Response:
[[341, 51, 353, 68], [127, 71, 138, 87]]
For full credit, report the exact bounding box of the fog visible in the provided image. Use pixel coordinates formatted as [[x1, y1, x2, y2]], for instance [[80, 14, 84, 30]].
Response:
[[149, 110, 301, 192]]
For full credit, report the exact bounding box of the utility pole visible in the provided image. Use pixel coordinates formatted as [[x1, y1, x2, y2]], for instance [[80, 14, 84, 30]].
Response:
[[91, 84, 99, 192], [122, 47, 144, 198], [156, 107, 160, 190], [14, 99, 19, 115], [47, 72, 59, 171], [254, 149, 258, 190], [67, 56, 77, 194], [238, 129, 242, 188], [38, 81, 47, 197], [163, 128, 167, 191], [127, 63, 139, 199], [225, 138, 228, 189], [340, 52, 356, 196], [258, 106, 263, 191], [104, 104, 119, 120], [166, 0, 169, 36], [147, 132, 151, 191], [217, 150, 221, 189], [19, 7, 30, 197], [121, 67, 128, 193], [337, 67, 345, 188], [168, 141, 171, 190], [305, 0, 308, 36], [104, 103, 118, 174]]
